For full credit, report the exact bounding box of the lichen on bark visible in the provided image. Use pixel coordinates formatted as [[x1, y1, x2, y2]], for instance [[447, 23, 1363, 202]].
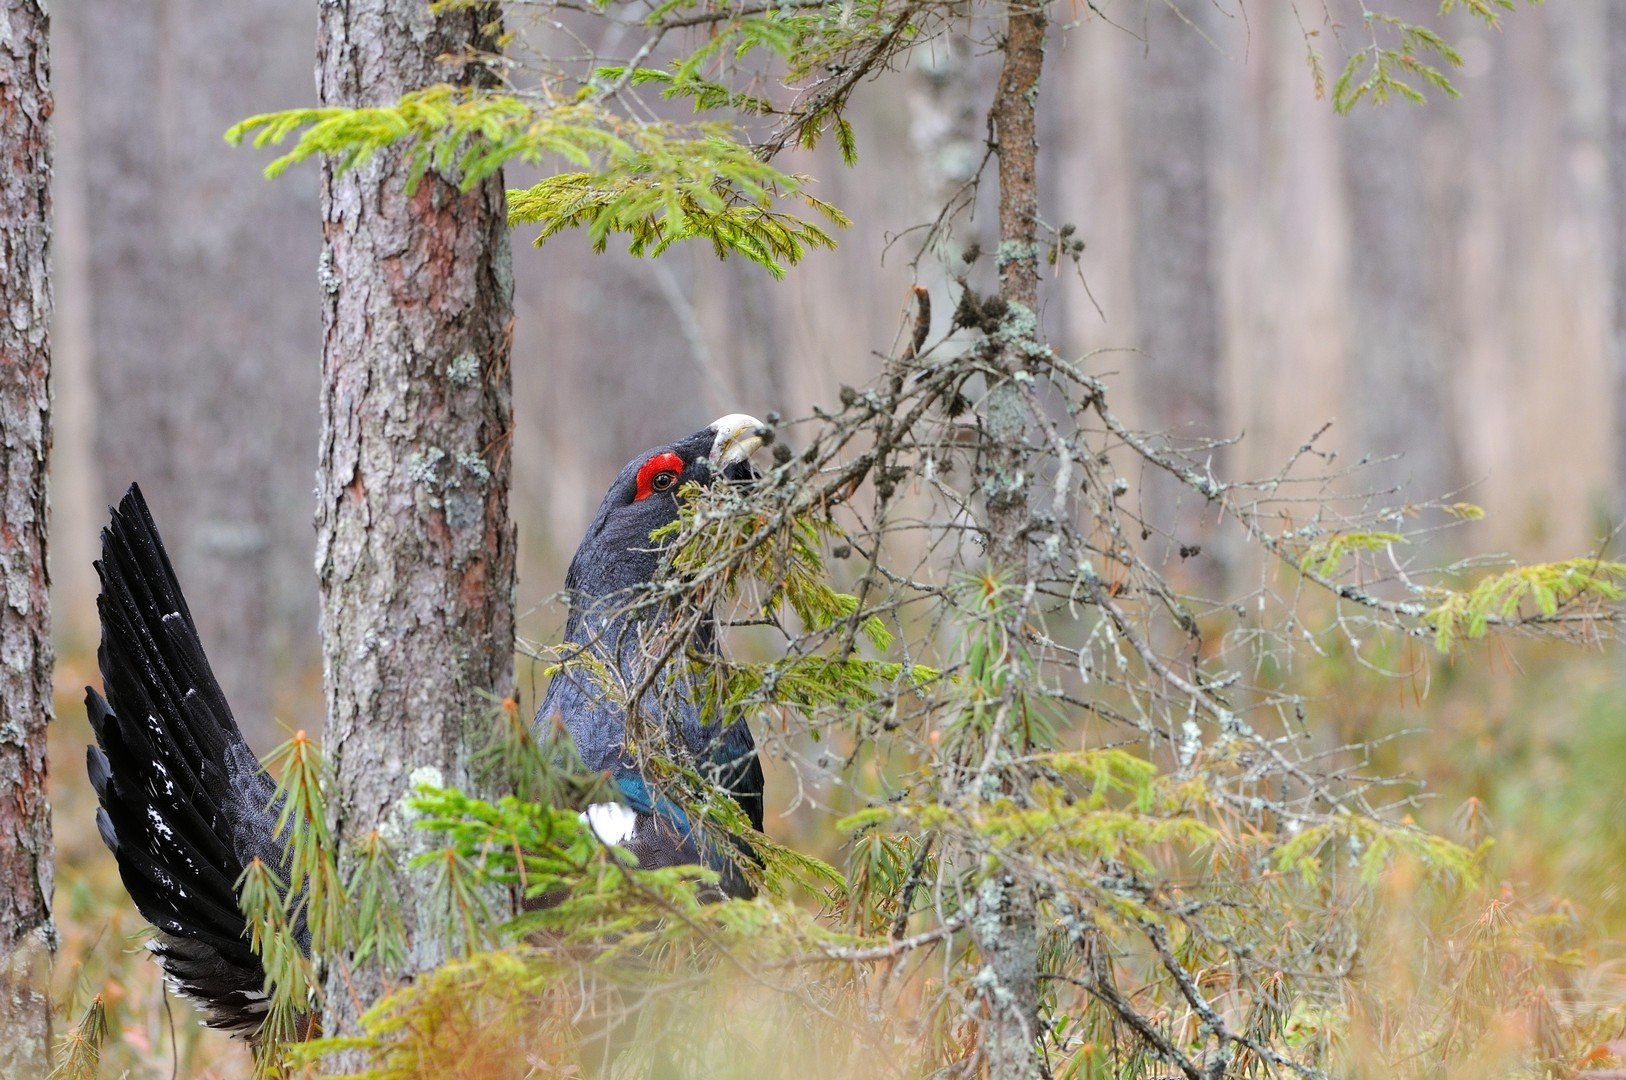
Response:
[[971, 2, 1049, 1076]]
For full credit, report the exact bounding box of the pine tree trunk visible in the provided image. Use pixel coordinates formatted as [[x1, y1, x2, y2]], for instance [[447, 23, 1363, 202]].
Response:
[[1125, 0, 1226, 591], [0, 0, 56, 1068], [315, 0, 515, 1040], [974, 5, 1046, 1076]]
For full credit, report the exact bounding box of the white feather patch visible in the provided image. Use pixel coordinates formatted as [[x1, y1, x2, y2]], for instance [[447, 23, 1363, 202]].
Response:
[[581, 803, 638, 845]]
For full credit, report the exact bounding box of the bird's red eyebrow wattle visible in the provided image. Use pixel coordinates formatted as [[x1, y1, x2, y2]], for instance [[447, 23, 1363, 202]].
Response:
[[633, 451, 685, 502]]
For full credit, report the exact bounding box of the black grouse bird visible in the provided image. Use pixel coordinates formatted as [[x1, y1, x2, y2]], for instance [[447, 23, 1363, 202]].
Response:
[[85, 414, 767, 1037]]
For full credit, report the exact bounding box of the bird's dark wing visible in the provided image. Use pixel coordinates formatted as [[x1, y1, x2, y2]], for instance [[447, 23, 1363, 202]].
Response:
[[84, 484, 295, 1038]]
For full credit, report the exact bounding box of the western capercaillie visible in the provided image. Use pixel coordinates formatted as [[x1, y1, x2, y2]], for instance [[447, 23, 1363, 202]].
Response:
[[536, 413, 767, 900], [85, 414, 768, 1039]]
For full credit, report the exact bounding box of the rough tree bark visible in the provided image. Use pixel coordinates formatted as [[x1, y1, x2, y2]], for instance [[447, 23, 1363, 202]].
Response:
[[315, 0, 515, 1039], [973, 3, 1047, 1076], [0, 0, 55, 1069], [68, 0, 321, 738], [1125, 0, 1226, 591]]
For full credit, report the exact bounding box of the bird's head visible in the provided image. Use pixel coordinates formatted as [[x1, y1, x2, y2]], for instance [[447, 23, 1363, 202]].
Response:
[[565, 413, 766, 606]]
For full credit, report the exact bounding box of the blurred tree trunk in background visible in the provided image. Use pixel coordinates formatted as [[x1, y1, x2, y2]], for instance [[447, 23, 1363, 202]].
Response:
[[315, 0, 515, 1044], [0, 0, 56, 1067], [1124, 0, 1227, 592], [64, 0, 320, 739], [1612, 1, 1626, 519], [698, 255, 791, 415], [906, 26, 985, 284], [1339, 3, 1463, 508], [908, 32, 983, 210]]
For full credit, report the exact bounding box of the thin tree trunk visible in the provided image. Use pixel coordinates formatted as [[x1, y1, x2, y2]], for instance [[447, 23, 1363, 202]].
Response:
[[315, 0, 515, 1040], [1125, 0, 1226, 591], [974, 4, 1046, 1076], [983, 4, 1045, 570], [0, 0, 56, 1068]]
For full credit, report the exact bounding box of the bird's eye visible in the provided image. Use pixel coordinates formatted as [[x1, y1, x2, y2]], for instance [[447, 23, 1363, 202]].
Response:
[[633, 451, 687, 502]]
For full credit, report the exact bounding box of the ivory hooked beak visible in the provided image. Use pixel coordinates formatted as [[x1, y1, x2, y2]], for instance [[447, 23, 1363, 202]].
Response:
[[709, 413, 766, 470]]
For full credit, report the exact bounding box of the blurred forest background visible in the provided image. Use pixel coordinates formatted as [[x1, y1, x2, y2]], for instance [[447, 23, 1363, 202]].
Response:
[[41, 0, 1626, 1070]]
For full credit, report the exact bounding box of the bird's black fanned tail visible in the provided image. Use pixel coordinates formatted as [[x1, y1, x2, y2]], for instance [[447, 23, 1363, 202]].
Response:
[[85, 485, 287, 1038]]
